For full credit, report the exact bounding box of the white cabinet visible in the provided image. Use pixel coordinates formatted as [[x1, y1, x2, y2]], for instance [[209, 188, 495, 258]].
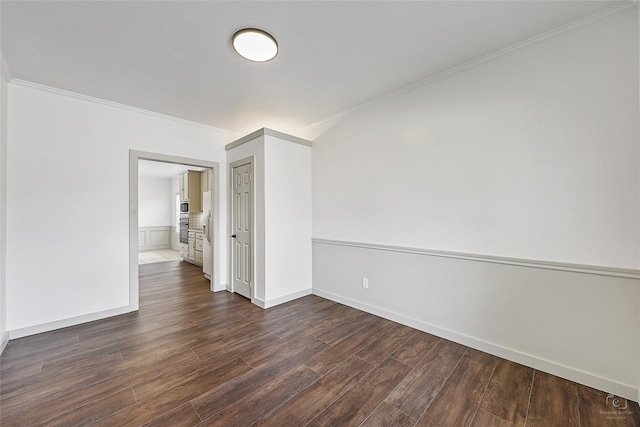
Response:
[[201, 169, 210, 193], [188, 232, 196, 260], [185, 230, 204, 267], [195, 232, 203, 265], [179, 243, 188, 259], [200, 169, 211, 211], [179, 171, 202, 212], [179, 172, 188, 201]]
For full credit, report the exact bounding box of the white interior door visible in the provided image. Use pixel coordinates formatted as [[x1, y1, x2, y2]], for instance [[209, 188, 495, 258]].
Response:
[[231, 162, 252, 299]]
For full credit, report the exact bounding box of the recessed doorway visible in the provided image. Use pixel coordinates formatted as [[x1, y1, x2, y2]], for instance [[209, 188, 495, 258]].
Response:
[[129, 150, 220, 310]]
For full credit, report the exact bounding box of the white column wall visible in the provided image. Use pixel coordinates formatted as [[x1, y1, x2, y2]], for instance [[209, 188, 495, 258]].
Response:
[[226, 131, 312, 308], [263, 135, 312, 303]]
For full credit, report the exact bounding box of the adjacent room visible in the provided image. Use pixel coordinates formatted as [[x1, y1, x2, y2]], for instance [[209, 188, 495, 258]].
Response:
[[137, 160, 184, 265], [137, 160, 214, 272], [0, 1, 638, 426]]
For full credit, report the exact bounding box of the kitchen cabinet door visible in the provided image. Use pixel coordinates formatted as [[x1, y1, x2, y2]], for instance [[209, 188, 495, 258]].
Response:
[[201, 169, 209, 192], [187, 171, 202, 212], [180, 173, 188, 200], [188, 238, 195, 260]]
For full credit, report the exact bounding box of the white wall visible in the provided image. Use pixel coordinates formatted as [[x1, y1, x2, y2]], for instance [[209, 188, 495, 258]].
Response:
[[0, 59, 8, 351], [264, 135, 312, 303], [138, 176, 172, 227], [312, 9, 640, 399], [314, 9, 639, 269], [6, 82, 230, 334]]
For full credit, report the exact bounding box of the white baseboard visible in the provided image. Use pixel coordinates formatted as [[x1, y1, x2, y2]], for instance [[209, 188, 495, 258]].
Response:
[[8, 305, 136, 340], [312, 288, 638, 402], [0, 331, 9, 354], [212, 282, 227, 292], [251, 297, 266, 309], [251, 288, 312, 309], [263, 289, 312, 309]]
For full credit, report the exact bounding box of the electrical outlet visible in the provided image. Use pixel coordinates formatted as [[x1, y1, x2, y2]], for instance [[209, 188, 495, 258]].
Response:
[[362, 278, 369, 289]]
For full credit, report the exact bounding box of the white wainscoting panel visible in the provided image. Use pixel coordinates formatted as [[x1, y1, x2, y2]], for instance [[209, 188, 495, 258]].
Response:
[[312, 239, 640, 400], [138, 227, 171, 251], [149, 229, 169, 246]]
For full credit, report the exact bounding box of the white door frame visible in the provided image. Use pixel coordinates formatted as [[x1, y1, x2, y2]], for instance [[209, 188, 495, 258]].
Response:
[[129, 150, 220, 309], [228, 156, 254, 300]]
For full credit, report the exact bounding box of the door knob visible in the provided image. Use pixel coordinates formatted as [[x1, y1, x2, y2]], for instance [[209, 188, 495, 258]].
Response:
[[231, 234, 237, 238]]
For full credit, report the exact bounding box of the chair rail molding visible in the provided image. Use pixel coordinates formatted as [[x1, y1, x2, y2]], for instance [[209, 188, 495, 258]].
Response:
[[312, 238, 640, 280]]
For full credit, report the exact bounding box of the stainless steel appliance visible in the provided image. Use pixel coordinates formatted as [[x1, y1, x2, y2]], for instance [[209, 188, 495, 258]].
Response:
[[179, 217, 189, 244], [180, 201, 189, 214]]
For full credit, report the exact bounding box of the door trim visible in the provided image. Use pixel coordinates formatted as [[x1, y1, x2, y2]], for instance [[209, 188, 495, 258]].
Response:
[[129, 150, 220, 309], [229, 156, 255, 301]]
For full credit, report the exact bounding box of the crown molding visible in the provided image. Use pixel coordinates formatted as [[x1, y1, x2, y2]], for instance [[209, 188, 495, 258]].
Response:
[[10, 78, 233, 135], [0, 53, 12, 82], [226, 127, 312, 151], [305, 2, 637, 133]]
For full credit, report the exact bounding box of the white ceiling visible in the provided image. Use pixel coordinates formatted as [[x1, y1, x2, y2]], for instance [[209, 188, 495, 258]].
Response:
[[1, 1, 627, 138]]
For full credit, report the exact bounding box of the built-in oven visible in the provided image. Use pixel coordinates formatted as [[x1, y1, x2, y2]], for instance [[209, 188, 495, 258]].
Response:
[[179, 217, 189, 244], [180, 201, 189, 214]]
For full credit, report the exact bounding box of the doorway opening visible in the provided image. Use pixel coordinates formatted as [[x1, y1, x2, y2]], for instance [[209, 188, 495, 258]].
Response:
[[129, 150, 220, 310], [137, 159, 213, 268]]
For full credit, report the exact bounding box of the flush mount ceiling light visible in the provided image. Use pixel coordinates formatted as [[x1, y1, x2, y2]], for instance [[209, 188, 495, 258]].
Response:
[[232, 28, 278, 62]]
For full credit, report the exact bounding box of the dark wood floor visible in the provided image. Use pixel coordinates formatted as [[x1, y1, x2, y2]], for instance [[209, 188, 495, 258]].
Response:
[[1, 261, 639, 426]]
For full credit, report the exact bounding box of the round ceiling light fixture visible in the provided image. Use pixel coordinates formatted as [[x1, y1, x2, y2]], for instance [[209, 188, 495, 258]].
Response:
[[232, 28, 278, 62]]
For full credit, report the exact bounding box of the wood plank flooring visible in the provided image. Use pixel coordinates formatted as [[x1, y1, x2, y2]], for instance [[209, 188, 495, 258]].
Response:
[[1, 260, 639, 426]]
